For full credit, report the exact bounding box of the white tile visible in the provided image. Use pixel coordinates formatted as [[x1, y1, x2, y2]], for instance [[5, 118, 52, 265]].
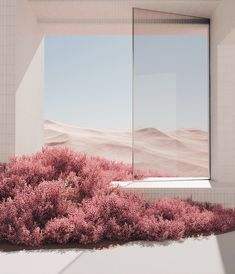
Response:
[[61, 232, 235, 274], [0, 248, 83, 274]]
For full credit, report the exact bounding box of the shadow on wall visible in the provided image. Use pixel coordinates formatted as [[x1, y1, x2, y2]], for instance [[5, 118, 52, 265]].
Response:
[[216, 232, 235, 274], [215, 25, 235, 274]]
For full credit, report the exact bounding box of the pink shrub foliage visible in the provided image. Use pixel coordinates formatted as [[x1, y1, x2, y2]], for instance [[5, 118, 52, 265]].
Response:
[[0, 147, 234, 246]]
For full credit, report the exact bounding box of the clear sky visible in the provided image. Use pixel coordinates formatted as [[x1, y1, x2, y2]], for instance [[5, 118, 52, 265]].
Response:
[[44, 34, 209, 131], [44, 35, 132, 129]]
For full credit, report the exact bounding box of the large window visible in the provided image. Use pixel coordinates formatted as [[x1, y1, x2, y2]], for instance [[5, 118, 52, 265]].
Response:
[[44, 10, 210, 180], [133, 8, 210, 179]]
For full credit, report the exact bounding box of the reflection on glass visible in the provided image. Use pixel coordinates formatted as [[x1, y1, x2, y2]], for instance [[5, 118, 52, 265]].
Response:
[[133, 8, 210, 179]]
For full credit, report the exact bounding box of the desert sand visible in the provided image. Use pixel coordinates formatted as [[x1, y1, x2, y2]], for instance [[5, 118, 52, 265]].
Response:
[[44, 120, 209, 177]]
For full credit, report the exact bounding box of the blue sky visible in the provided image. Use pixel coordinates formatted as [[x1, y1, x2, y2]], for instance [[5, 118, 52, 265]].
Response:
[[44, 34, 209, 131], [44, 35, 132, 129]]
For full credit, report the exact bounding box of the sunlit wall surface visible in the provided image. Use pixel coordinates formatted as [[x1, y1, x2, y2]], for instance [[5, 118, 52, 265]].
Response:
[[133, 9, 210, 178]]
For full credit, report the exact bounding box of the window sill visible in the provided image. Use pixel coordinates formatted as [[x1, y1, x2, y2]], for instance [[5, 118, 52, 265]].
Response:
[[112, 178, 211, 189], [112, 179, 235, 207]]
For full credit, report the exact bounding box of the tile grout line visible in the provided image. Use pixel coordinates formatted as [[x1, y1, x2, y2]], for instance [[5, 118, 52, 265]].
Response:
[[56, 252, 85, 274]]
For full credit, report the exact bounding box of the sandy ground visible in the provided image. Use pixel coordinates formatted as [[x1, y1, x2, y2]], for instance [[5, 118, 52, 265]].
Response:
[[44, 120, 209, 177]]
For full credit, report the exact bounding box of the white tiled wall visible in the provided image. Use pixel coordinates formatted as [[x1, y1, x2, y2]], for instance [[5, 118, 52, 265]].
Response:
[[0, 0, 44, 163], [15, 39, 44, 157], [123, 187, 235, 208], [114, 180, 235, 208], [0, 0, 16, 163], [211, 0, 235, 184], [15, 0, 44, 157]]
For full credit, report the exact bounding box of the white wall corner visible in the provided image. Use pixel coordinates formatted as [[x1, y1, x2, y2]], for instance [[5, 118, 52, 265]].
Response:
[[15, 0, 44, 157], [15, 39, 44, 156], [210, 0, 235, 184]]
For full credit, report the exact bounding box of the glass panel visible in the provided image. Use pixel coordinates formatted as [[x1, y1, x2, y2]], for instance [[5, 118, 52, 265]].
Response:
[[133, 8, 210, 179]]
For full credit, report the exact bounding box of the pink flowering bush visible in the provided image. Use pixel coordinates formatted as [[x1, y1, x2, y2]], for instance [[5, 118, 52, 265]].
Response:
[[0, 147, 234, 246]]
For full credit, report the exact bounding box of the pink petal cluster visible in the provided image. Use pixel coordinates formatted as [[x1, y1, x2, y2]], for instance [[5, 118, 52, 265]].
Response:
[[0, 147, 234, 246]]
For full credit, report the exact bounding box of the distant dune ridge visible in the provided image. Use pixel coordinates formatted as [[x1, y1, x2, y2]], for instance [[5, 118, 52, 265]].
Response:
[[44, 120, 209, 177]]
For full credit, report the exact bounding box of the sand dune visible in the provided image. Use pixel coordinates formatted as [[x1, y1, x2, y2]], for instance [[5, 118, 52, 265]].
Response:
[[44, 120, 209, 177]]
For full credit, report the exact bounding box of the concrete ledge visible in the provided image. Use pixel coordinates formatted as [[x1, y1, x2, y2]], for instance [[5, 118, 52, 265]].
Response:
[[112, 179, 235, 208]]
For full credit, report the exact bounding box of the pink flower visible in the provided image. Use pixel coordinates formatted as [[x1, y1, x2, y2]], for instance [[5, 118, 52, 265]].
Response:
[[0, 147, 234, 246]]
